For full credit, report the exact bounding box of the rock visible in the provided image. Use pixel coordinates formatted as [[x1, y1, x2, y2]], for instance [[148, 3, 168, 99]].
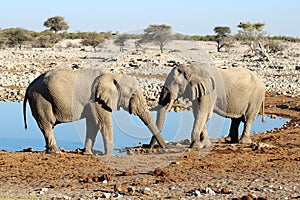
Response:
[[23, 147, 33, 152], [153, 168, 169, 177], [102, 192, 111, 199], [127, 186, 135, 195], [187, 190, 201, 197], [205, 187, 216, 195], [221, 188, 233, 194], [114, 184, 122, 193], [139, 187, 151, 195], [122, 171, 133, 176], [113, 192, 122, 199], [40, 188, 48, 192], [270, 114, 277, 119], [194, 190, 201, 197], [198, 186, 206, 193], [99, 174, 112, 182]]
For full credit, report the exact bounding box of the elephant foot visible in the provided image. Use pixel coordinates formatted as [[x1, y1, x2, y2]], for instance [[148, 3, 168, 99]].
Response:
[[225, 136, 239, 143], [189, 141, 203, 149], [46, 147, 61, 154], [83, 148, 94, 155], [201, 138, 211, 148], [239, 136, 252, 144]]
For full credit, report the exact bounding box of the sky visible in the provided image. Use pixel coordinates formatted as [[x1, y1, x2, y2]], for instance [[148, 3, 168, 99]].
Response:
[[0, 0, 299, 37]]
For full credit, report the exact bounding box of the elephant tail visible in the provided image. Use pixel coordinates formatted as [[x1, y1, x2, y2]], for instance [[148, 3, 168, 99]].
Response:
[[23, 89, 28, 129], [261, 100, 265, 123]]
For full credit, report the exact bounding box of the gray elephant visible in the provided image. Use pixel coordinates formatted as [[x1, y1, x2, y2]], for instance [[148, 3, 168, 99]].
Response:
[[23, 68, 166, 155], [150, 64, 265, 148]]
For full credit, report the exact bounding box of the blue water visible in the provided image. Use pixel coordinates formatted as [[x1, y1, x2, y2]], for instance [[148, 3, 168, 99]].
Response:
[[0, 102, 289, 153]]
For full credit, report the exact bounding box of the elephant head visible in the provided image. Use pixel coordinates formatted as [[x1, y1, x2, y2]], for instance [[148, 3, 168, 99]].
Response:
[[160, 64, 215, 112], [95, 73, 167, 148]]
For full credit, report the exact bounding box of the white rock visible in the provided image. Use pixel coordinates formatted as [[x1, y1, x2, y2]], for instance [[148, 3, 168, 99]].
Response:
[[102, 192, 111, 199], [206, 187, 216, 195]]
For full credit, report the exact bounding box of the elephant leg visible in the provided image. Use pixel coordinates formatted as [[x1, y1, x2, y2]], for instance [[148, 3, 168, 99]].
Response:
[[100, 120, 113, 155], [39, 123, 59, 153], [190, 101, 209, 149], [84, 117, 99, 155], [32, 99, 59, 153], [239, 118, 253, 144], [225, 118, 241, 143], [200, 124, 211, 148], [98, 111, 114, 155]]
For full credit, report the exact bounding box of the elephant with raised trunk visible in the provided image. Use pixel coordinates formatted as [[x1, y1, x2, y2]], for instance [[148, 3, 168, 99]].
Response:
[[23, 69, 166, 155], [150, 64, 265, 148]]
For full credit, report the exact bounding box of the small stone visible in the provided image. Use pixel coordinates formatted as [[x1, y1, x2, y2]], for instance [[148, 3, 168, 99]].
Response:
[[127, 186, 135, 195], [122, 171, 133, 176], [23, 147, 33, 152], [206, 187, 216, 195], [169, 186, 175, 190], [102, 180, 108, 184], [154, 168, 169, 177], [251, 143, 258, 150], [140, 187, 151, 195], [270, 114, 277, 119], [199, 186, 206, 193], [99, 174, 112, 182], [113, 192, 122, 199], [221, 188, 233, 194], [102, 192, 111, 199], [41, 187, 48, 192], [114, 184, 122, 193], [194, 190, 201, 197]]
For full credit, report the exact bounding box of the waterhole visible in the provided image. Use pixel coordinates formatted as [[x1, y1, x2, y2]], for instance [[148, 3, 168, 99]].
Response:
[[0, 102, 290, 153]]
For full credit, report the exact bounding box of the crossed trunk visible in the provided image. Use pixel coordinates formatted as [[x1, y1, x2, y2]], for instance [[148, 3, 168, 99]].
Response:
[[129, 89, 167, 148]]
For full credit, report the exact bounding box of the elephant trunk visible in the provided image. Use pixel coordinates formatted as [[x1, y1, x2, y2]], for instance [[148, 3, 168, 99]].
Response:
[[165, 98, 175, 112], [129, 89, 167, 148], [148, 105, 167, 148]]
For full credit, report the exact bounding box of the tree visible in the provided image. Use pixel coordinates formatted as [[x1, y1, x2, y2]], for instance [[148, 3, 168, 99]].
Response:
[[44, 16, 69, 33], [32, 30, 62, 48], [81, 32, 105, 52], [2, 28, 32, 49], [237, 22, 270, 61], [139, 24, 172, 53], [113, 34, 129, 52], [213, 26, 231, 52]]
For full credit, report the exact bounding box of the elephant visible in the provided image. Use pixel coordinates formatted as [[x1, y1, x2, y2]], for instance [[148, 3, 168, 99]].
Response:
[[23, 68, 166, 155], [150, 64, 265, 149]]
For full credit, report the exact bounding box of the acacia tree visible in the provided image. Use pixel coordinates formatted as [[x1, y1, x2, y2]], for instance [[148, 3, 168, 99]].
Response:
[[140, 24, 172, 53], [43, 16, 69, 33], [213, 26, 231, 52], [237, 22, 270, 61], [81, 32, 105, 52], [113, 34, 129, 52]]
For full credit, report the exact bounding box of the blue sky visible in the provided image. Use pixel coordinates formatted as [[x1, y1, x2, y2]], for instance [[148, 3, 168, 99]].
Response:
[[0, 0, 299, 37]]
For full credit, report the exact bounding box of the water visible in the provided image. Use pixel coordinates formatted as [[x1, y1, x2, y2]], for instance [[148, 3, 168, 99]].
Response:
[[0, 102, 289, 153]]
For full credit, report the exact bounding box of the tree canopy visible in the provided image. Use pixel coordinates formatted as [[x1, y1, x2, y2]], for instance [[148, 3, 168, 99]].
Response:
[[213, 26, 232, 52], [80, 32, 106, 51], [113, 34, 129, 52], [139, 24, 172, 53], [43, 16, 69, 33], [1, 28, 32, 49]]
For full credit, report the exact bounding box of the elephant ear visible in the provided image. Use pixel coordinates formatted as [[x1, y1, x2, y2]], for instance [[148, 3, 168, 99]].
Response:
[[96, 74, 121, 111], [179, 65, 215, 100]]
